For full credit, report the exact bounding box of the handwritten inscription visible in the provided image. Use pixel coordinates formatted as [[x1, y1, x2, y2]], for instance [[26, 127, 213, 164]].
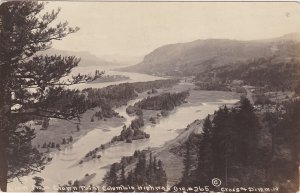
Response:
[[8, 184, 280, 192]]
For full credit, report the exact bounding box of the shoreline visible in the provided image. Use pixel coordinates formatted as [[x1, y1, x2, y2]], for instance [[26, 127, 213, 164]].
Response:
[[76, 86, 241, 185], [32, 107, 126, 155], [28, 79, 241, 189], [92, 89, 240, 187]]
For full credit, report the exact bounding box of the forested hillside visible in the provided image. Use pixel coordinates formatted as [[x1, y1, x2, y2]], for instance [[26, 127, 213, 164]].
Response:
[[196, 57, 300, 92], [121, 33, 300, 76], [176, 97, 300, 193]]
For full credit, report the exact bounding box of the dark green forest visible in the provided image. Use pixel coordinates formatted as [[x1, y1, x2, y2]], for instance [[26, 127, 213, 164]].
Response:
[[83, 79, 179, 112], [103, 150, 167, 190], [177, 97, 300, 193], [133, 91, 189, 111], [66, 79, 180, 121]]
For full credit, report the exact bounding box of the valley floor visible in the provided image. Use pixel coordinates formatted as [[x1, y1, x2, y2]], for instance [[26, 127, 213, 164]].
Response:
[[19, 78, 241, 191]]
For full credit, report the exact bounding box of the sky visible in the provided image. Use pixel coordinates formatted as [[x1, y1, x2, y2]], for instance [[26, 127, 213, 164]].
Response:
[[45, 2, 300, 62]]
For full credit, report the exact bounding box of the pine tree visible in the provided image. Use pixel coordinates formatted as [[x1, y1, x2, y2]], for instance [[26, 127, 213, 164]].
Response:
[[196, 116, 213, 184], [120, 164, 126, 185], [210, 106, 231, 179], [109, 163, 118, 187], [148, 151, 153, 184], [42, 143, 47, 148], [156, 160, 167, 186], [182, 141, 192, 185], [41, 118, 49, 130], [0, 2, 102, 191], [62, 138, 66, 145], [135, 154, 147, 185], [235, 97, 259, 164], [153, 156, 157, 170], [126, 171, 134, 186]]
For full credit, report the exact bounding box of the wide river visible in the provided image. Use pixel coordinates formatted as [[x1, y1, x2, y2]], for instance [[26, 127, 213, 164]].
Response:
[[8, 66, 239, 192]]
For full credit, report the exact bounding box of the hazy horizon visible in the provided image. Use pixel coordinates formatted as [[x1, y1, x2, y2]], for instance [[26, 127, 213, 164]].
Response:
[[45, 2, 300, 62]]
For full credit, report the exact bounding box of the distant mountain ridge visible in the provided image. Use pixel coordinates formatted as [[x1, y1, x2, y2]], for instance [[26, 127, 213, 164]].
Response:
[[121, 33, 300, 76], [40, 48, 119, 67]]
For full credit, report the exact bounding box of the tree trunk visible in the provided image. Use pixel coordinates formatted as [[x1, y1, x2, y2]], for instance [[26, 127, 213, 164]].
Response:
[[225, 156, 228, 186], [0, 130, 8, 192], [0, 64, 10, 192]]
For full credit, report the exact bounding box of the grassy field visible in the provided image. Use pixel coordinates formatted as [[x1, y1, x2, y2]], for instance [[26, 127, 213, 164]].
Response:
[[32, 107, 125, 152]]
